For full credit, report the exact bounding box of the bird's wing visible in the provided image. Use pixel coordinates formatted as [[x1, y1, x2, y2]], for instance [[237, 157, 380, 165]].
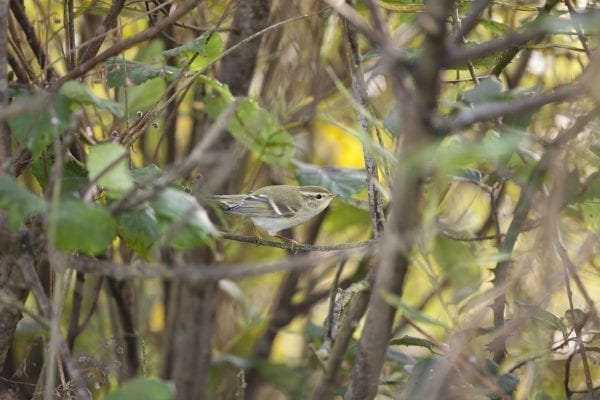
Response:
[[210, 194, 247, 209], [225, 194, 297, 217]]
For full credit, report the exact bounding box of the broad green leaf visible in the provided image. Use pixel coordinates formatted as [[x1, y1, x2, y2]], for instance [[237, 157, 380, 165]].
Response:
[[0, 176, 46, 229], [87, 142, 133, 196], [517, 302, 568, 340], [105, 58, 180, 88], [131, 164, 162, 183], [462, 76, 504, 105], [452, 167, 482, 183], [106, 377, 174, 400], [424, 132, 521, 176], [293, 160, 367, 200], [8, 93, 72, 157], [433, 236, 481, 302], [497, 372, 520, 396], [151, 188, 218, 249], [390, 335, 435, 352], [117, 208, 160, 258], [323, 201, 371, 233], [53, 200, 116, 254], [485, 359, 519, 396], [503, 85, 541, 130], [565, 308, 587, 330], [60, 80, 124, 117], [381, 291, 449, 329], [31, 157, 89, 198], [202, 77, 294, 165], [163, 31, 224, 71], [122, 77, 166, 112]]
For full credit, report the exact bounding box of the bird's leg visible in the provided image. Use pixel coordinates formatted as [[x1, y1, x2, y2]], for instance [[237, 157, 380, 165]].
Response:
[[251, 224, 264, 242], [274, 234, 300, 251]]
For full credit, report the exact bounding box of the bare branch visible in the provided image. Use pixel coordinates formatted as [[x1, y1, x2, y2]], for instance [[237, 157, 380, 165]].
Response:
[[68, 245, 374, 282], [52, 0, 199, 89], [221, 232, 377, 252], [343, 16, 385, 236]]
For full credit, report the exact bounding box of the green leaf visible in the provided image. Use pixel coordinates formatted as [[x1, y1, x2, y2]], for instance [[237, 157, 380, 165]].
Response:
[[565, 308, 587, 330], [485, 359, 520, 396], [202, 76, 295, 165], [0, 176, 46, 229], [87, 142, 133, 196], [151, 188, 219, 249], [433, 236, 481, 302], [117, 208, 160, 258], [122, 77, 166, 112], [503, 86, 541, 130], [293, 160, 367, 200], [390, 335, 435, 352], [105, 58, 181, 88], [53, 200, 116, 255], [324, 201, 371, 233], [131, 164, 162, 183], [381, 291, 449, 329], [163, 31, 224, 71], [426, 131, 521, 176], [452, 167, 482, 183], [517, 302, 568, 340], [462, 76, 504, 105], [8, 93, 72, 157], [106, 377, 174, 400], [59, 80, 124, 117], [31, 156, 89, 198]]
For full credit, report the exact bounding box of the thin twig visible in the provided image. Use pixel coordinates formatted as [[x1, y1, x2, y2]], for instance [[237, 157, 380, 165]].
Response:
[[562, 0, 590, 57], [489, 110, 598, 363], [0, 0, 10, 174], [454, 0, 493, 42], [51, 0, 199, 89], [17, 240, 89, 399], [9, 0, 56, 81], [78, 0, 126, 65], [110, 100, 239, 214], [343, 12, 386, 237], [221, 232, 377, 252], [68, 245, 374, 283]]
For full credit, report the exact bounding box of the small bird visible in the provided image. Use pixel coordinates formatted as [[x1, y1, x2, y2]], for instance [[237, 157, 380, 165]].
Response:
[[211, 185, 337, 238]]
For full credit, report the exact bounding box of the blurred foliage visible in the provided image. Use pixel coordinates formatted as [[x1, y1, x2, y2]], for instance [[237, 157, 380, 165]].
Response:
[[1, 0, 599, 399]]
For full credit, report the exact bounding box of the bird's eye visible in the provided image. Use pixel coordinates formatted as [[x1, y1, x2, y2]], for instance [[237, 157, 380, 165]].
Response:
[[316, 194, 322, 199]]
